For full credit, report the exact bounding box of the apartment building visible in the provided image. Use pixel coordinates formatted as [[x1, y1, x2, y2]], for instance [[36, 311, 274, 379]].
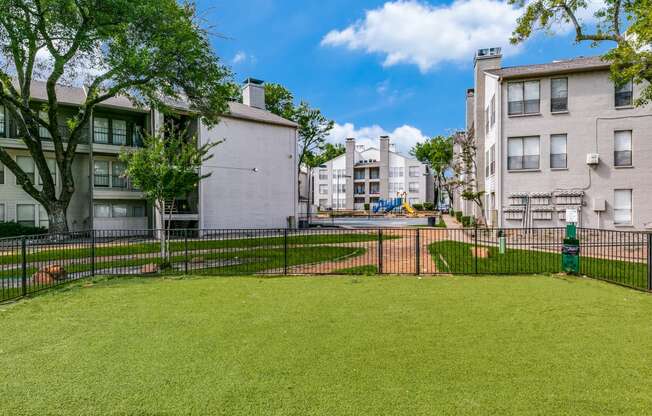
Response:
[[467, 48, 652, 230], [0, 78, 298, 231], [312, 136, 432, 210]]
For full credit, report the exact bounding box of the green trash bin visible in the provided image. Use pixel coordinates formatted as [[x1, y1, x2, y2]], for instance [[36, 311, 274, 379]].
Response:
[[562, 224, 580, 274]]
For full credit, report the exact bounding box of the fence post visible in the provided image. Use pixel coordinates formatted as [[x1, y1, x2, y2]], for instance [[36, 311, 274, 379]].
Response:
[[283, 228, 288, 275], [474, 223, 478, 275], [415, 229, 420, 275], [184, 229, 189, 275], [21, 237, 27, 297], [378, 229, 383, 274], [647, 233, 652, 291], [91, 230, 96, 277]]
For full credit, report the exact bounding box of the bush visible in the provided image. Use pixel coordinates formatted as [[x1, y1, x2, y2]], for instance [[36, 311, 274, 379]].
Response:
[[455, 211, 463, 222], [364, 203, 370, 211], [423, 202, 434, 211], [412, 203, 423, 211], [0, 221, 47, 238], [461, 216, 471, 227], [435, 217, 447, 228]]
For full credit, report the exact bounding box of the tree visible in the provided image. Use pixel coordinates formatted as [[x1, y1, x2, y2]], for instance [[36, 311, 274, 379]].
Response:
[[264, 83, 295, 120], [450, 129, 485, 224], [295, 101, 335, 172], [304, 143, 345, 168], [120, 125, 218, 262], [509, 0, 652, 105], [410, 135, 453, 208], [0, 0, 232, 233]]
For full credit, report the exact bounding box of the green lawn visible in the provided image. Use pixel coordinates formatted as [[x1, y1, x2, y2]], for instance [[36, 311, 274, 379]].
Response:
[[2, 275, 652, 415], [429, 240, 648, 289], [0, 232, 392, 266]]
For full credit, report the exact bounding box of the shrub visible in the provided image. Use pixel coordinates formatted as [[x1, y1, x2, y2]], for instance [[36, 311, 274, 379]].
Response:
[[455, 211, 463, 222], [364, 203, 370, 211], [423, 202, 434, 211], [461, 216, 471, 227], [412, 203, 423, 211], [0, 221, 47, 238], [435, 217, 447, 228]]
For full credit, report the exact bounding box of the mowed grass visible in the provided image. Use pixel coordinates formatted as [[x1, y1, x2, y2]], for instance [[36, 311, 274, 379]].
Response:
[[429, 240, 648, 289], [2, 275, 652, 415]]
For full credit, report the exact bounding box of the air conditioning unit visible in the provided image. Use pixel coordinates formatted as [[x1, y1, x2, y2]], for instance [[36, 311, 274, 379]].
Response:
[[586, 153, 600, 165]]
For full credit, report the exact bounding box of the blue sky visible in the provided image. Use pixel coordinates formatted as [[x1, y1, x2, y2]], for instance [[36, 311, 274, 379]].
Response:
[[199, 0, 609, 153]]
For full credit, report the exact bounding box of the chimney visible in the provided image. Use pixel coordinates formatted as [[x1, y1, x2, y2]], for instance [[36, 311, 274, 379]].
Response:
[[242, 78, 265, 109], [379, 136, 390, 199]]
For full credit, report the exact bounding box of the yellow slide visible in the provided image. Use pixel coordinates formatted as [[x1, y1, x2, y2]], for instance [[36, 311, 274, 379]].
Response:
[[402, 199, 416, 216]]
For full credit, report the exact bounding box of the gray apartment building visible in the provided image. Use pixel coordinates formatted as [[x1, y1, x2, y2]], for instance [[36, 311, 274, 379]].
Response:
[[312, 136, 433, 211], [0, 79, 298, 231], [462, 48, 652, 230]]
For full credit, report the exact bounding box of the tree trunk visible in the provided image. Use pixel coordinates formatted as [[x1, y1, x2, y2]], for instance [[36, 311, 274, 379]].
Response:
[[47, 202, 69, 234]]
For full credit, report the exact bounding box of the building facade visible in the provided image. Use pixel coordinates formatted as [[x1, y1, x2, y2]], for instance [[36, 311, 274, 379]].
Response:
[[312, 136, 432, 211], [467, 50, 652, 230], [0, 79, 297, 231]]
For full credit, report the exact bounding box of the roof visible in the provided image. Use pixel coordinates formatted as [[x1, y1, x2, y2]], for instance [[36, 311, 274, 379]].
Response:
[[225, 102, 297, 128], [487, 56, 610, 79], [13, 78, 296, 127]]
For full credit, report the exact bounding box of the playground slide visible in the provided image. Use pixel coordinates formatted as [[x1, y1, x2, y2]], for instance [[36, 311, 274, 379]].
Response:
[[402, 200, 416, 216]]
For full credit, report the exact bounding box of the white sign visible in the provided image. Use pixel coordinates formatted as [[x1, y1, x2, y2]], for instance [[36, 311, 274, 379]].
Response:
[[565, 209, 579, 224]]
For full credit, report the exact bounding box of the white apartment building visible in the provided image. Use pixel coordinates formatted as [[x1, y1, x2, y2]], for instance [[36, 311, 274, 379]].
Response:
[[0, 79, 298, 231], [312, 136, 432, 210], [467, 48, 652, 230]]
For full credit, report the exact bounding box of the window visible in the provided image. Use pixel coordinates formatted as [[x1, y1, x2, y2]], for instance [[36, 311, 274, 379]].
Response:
[[389, 167, 404, 178], [508, 81, 540, 115], [318, 199, 328, 208], [550, 134, 567, 169], [39, 159, 57, 186], [551, 78, 568, 112], [16, 156, 35, 184], [490, 95, 496, 126], [369, 182, 380, 194], [0, 162, 4, 184], [112, 204, 128, 217], [485, 107, 489, 134], [38, 111, 51, 139], [485, 150, 490, 177], [369, 168, 380, 179], [94, 203, 111, 218], [318, 169, 328, 180], [94, 160, 110, 187], [409, 166, 420, 177], [489, 145, 496, 175], [132, 205, 146, 217], [0, 203, 4, 222], [16, 204, 35, 226], [508, 136, 540, 170], [132, 124, 143, 147], [0, 105, 5, 136], [615, 81, 633, 107], [38, 205, 48, 228], [112, 120, 127, 145], [93, 117, 109, 143], [614, 130, 632, 167], [334, 183, 345, 193], [354, 184, 365, 195], [354, 169, 365, 180], [332, 169, 345, 180], [112, 162, 127, 188], [408, 182, 419, 192], [389, 182, 404, 194], [319, 184, 328, 195], [614, 189, 632, 225]]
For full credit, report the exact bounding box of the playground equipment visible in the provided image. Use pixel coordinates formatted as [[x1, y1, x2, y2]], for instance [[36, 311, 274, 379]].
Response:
[[372, 193, 417, 216]]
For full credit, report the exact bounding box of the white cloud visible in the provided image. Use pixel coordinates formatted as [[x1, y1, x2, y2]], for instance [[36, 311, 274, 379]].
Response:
[[327, 122, 428, 154], [321, 0, 606, 72], [232, 51, 248, 64], [321, 0, 522, 72]]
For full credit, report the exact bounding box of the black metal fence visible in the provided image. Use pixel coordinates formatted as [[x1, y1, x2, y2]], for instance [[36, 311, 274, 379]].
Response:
[[0, 227, 650, 302]]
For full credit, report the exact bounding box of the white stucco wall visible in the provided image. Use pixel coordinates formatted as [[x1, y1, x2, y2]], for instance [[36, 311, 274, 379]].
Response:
[[199, 116, 297, 229]]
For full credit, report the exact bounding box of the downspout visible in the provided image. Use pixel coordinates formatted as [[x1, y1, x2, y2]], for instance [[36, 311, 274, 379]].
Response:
[[89, 113, 94, 231]]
